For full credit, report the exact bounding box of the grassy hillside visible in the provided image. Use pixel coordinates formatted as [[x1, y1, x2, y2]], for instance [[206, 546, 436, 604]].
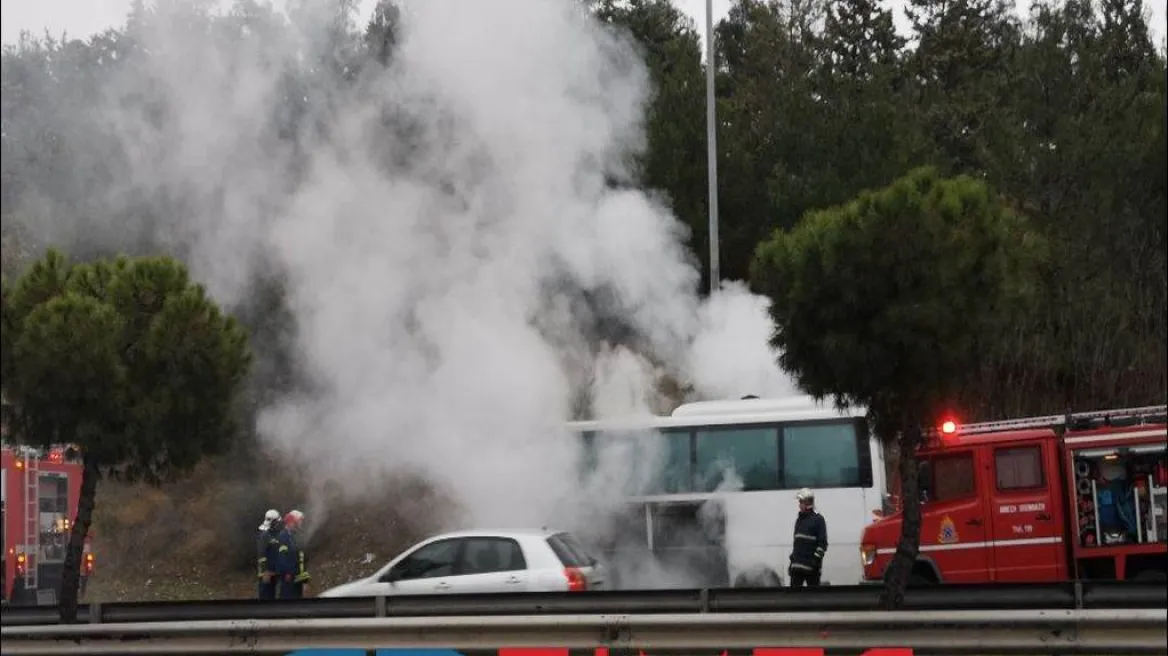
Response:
[[84, 455, 451, 602]]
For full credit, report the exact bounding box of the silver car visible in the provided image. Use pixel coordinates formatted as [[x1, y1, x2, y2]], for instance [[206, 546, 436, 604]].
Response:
[[317, 528, 607, 597]]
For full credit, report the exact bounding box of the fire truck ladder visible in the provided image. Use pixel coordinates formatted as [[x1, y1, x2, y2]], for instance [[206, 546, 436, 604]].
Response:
[[23, 449, 39, 589], [955, 405, 1168, 436]]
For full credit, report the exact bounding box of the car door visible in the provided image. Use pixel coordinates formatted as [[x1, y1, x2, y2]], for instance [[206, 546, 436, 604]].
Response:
[[453, 536, 530, 594], [918, 449, 991, 582], [378, 537, 466, 595], [988, 441, 1064, 581]]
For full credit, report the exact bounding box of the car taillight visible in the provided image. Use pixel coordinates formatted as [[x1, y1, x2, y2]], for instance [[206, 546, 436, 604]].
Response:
[[563, 567, 587, 592], [84, 552, 95, 574]]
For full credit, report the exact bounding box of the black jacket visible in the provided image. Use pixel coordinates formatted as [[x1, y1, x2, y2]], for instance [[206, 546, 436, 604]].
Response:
[[256, 524, 281, 579], [790, 509, 828, 572]]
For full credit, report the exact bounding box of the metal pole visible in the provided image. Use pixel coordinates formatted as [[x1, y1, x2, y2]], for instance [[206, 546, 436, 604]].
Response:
[[704, 0, 720, 294]]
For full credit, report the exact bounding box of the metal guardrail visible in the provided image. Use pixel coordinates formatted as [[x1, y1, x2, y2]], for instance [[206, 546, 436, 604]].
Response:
[[2, 609, 1166, 655], [2, 580, 1166, 626]]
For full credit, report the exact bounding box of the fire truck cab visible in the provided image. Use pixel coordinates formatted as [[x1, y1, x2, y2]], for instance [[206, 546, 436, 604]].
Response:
[[860, 405, 1167, 584], [1, 444, 95, 605]]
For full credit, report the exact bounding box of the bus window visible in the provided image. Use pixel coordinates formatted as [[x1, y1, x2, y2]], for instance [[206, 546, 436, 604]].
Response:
[[609, 428, 692, 495], [577, 431, 597, 483], [657, 429, 694, 494], [694, 426, 779, 492], [782, 422, 862, 488], [584, 428, 693, 495]]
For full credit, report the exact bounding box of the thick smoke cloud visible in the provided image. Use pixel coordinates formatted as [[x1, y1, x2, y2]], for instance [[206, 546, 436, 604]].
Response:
[[8, 0, 799, 533]]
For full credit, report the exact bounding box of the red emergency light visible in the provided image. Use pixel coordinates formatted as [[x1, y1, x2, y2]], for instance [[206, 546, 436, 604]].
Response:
[[941, 420, 957, 435]]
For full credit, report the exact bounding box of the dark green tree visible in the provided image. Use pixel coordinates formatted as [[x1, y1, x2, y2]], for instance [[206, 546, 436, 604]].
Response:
[[822, 0, 903, 78], [751, 167, 1046, 607], [714, 0, 826, 283], [998, 0, 1167, 414], [905, 0, 1023, 176], [363, 0, 401, 67], [812, 0, 919, 206], [0, 249, 251, 621]]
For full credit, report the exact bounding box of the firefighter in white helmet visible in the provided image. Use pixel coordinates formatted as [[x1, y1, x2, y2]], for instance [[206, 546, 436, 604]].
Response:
[[256, 509, 282, 600], [788, 488, 828, 587]]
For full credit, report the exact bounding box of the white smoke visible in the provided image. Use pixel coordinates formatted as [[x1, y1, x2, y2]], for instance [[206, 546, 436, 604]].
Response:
[[686, 280, 801, 400], [11, 0, 801, 537]]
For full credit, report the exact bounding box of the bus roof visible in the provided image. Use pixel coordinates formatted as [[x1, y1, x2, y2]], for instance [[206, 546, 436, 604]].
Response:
[[671, 395, 862, 418], [567, 394, 866, 432]]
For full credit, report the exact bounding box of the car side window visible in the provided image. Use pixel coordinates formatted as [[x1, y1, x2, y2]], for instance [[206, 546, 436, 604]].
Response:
[[388, 538, 462, 581], [459, 537, 527, 575]]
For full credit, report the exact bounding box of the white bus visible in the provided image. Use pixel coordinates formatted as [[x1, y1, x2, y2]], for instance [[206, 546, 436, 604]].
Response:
[[568, 395, 887, 588]]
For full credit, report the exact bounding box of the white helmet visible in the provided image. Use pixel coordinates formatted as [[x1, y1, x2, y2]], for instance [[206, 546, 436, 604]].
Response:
[[796, 488, 814, 504], [259, 509, 280, 530]]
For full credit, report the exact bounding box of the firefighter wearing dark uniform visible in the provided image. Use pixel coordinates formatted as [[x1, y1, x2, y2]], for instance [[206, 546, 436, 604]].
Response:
[[256, 509, 282, 600], [276, 509, 311, 599], [788, 488, 828, 587]]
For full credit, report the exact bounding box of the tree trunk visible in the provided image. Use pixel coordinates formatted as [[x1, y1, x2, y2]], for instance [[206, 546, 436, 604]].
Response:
[[880, 423, 923, 610], [58, 455, 99, 624]]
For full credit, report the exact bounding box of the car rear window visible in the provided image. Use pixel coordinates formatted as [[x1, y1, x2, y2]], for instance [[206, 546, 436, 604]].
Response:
[[546, 532, 595, 567]]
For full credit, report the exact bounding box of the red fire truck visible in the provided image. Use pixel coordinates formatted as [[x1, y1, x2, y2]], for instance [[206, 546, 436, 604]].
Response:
[[1, 443, 95, 605], [860, 405, 1167, 584]]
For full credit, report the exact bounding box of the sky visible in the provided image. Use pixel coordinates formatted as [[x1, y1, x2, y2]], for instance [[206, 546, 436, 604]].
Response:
[[3, 0, 1165, 47]]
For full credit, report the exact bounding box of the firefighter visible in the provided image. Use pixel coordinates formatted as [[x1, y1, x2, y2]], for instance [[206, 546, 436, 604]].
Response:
[[276, 509, 311, 599], [788, 488, 828, 587], [256, 509, 282, 600]]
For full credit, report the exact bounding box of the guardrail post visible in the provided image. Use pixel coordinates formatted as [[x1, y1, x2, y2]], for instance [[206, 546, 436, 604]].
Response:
[[88, 602, 102, 624], [375, 595, 387, 618], [699, 588, 710, 613], [602, 614, 632, 646], [1073, 581, 1084, 610]]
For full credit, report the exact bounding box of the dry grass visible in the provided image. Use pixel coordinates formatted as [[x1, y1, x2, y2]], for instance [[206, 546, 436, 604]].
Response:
[[84, 455, 450, 602]]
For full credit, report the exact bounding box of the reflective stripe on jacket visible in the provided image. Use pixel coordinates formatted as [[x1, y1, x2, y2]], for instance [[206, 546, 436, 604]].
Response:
[[276, 528, 311, 583], [790, 509, 828, 571]]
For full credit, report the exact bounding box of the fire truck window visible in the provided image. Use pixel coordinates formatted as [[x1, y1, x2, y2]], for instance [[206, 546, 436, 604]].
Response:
[[38, 475, 69, 563], [929, 454, 977, 502], [995, 446, 1045, 490]]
